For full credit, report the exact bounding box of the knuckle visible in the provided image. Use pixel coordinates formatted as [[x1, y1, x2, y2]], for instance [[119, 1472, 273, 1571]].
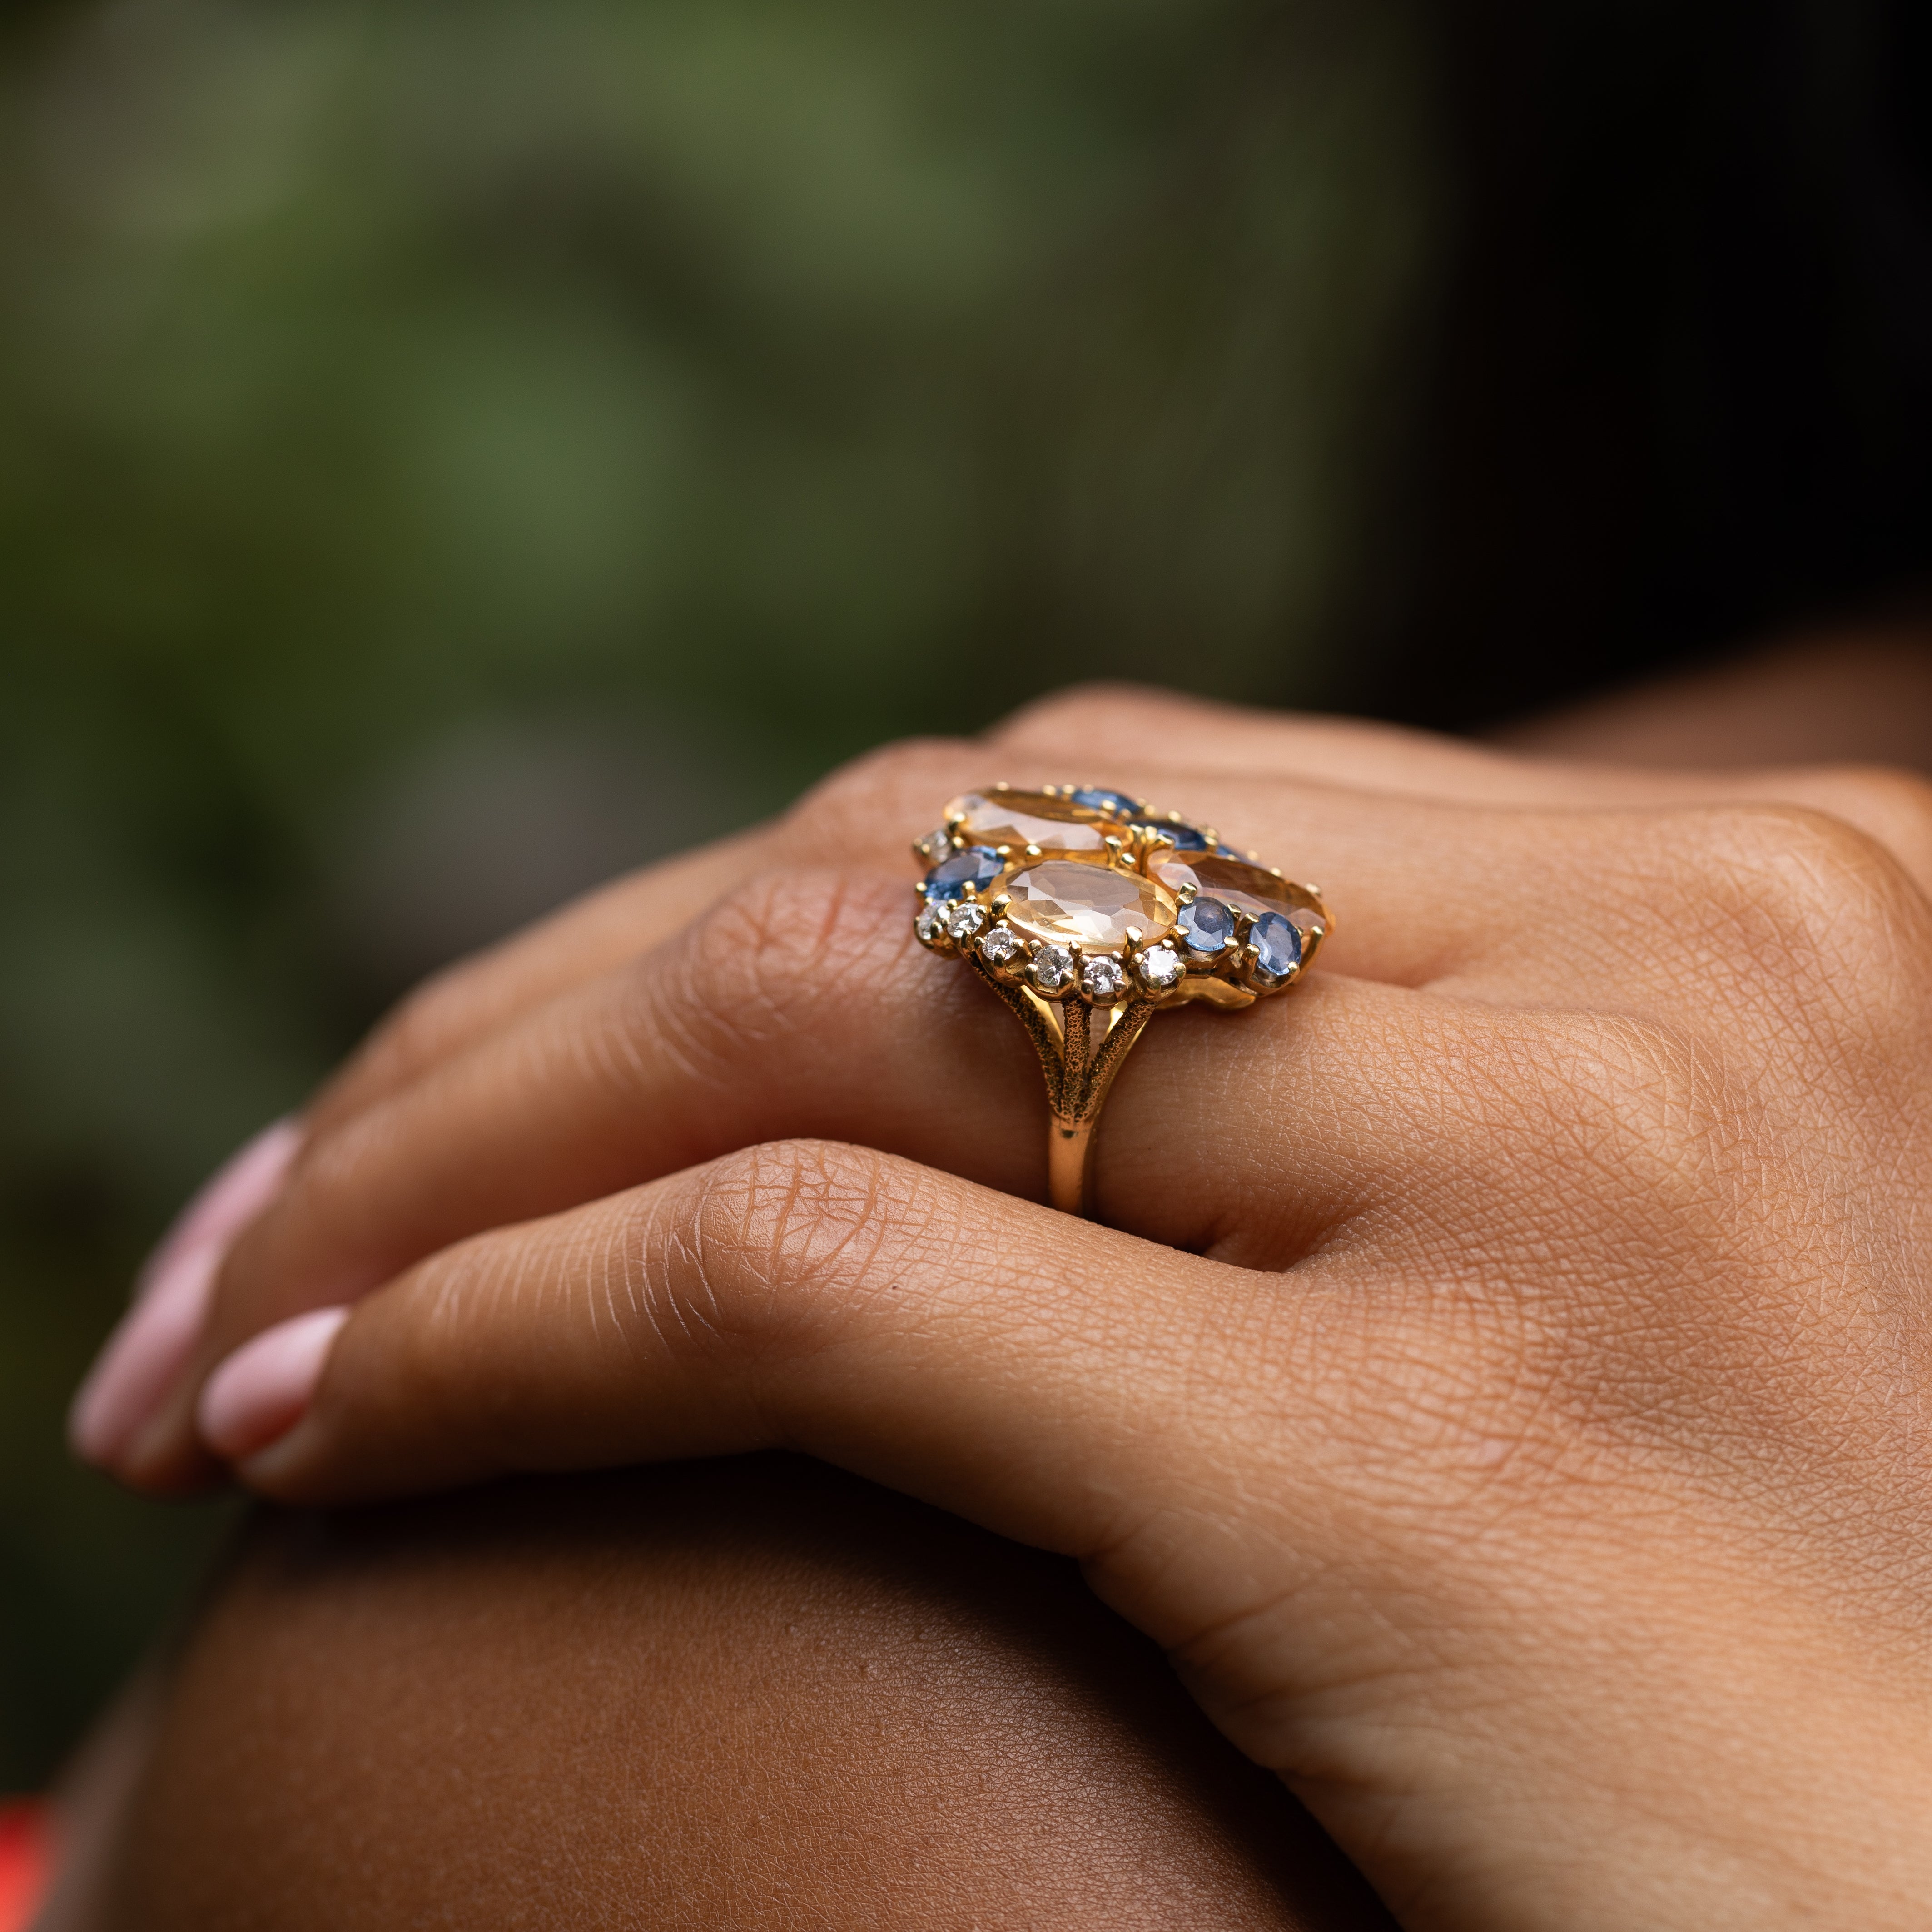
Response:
[[1788, 763, 1932, 886], [1660, 802, 1932, 1008], [666, 1139, 946, 1357], [660, 867, 909, 1055]]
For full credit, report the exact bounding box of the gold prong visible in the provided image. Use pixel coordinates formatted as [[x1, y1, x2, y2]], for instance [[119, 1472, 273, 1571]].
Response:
[[1104, 835, 1124, 859], [991, 893, 1011, 917], [1177, 883, 1198, 905], [1025, 843, 1042, 859]]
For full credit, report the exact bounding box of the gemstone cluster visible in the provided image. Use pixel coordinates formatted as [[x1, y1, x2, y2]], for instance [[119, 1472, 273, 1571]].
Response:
[[914, 782, 1326, 1008]]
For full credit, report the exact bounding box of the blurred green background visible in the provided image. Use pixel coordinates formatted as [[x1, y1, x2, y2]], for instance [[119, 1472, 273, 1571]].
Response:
[[0, 0, 1434, 1785]]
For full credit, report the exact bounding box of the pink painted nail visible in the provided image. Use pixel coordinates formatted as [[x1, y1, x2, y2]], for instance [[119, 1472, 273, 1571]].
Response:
[[132, 1119, 303, 1306], [68, 1119, 303, 1467], [198, 1307, 349, 1462]]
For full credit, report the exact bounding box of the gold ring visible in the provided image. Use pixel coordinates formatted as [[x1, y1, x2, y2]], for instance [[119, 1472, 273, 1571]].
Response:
[[914, 784, 1330, 1217]]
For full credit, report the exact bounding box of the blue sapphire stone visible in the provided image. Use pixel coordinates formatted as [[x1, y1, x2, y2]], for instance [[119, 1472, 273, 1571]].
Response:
[[1215, 844, 1242, 859], [1177, 895, 1237, 956], [922, 845, 1004, 902], [1133, 819, 1209, 852], [1249, 911, 1302, 983], [1071, 786, 1138, 815]]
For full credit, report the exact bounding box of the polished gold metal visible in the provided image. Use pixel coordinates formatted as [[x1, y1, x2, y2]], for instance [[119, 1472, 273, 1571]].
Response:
[[915, 783, 1331, 1217]]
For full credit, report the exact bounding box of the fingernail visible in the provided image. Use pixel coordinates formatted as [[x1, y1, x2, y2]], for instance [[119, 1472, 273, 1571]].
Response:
[[69, 1242, 226, 1465], [132, 1119, 303, 1306], [69, 1119, 304, 1468], [198, 1307, 350, 1462]]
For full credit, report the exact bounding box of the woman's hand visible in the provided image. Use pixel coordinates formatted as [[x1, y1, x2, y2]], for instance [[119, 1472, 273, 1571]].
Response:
[[74, 687, 1932, 1928], [74, 687, 1932, 1491]]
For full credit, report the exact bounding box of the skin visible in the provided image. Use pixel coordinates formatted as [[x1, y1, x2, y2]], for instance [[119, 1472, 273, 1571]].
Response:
[[1497, 630, 1932, 770], [74, 672, 1932, 1929], [87, 1460, 1390, 1931]]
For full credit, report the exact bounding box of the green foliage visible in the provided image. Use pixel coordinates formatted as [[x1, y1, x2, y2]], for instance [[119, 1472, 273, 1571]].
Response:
[[0, 0, 1430, 1784]]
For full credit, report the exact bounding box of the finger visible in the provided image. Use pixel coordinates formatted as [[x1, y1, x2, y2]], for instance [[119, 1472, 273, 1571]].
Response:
[[311, 825, 776, 1129], [321, 698, 1548, 1132], [212, 1143, 1301, 1619], [310, 705, 1761, 1156], [307, 739, 994, 1131], [996, 685, 1932, 890], [313, 690, 1932, 1144]]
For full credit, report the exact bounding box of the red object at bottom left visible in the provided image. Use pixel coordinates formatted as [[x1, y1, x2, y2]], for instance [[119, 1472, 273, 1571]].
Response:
[[0, 1802, 52, 1931]]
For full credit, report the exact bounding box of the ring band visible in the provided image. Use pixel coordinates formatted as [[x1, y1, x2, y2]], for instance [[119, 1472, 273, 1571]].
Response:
[[914, 784, 1330, 1217]]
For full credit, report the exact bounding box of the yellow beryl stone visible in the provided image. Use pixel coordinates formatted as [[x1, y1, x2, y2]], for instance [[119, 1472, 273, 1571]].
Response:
[[1003, 860, 1177, 953], [1151, 852, 1296, 921], [947, 790, 1109, 854]]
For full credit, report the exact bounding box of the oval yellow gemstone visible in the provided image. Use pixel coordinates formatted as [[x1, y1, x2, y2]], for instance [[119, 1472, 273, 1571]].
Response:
[[947, 789, 1108, 854], [1151, 852, 1296, 921], [1003, 860, 1177, 953]]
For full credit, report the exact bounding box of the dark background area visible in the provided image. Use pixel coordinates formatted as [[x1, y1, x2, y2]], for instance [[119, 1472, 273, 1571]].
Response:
[[1357, 0, 1932, 725], [3, 0, 1928, 1790]]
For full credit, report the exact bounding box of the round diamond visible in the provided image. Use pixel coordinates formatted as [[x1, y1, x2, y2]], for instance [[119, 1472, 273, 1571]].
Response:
[[1070, 786, 1138, 816], [979, 923, 1023, 969], [915, 902, 949, 947], [1153, 852, 1296, 922], [1003, 860, 1176, 954], [1175, 896, 1237, 957], [1137, 943, 1184, 992], [1029, 944, 1075, 994], [922, 845, 1004, 902], [947, 901, 988, 942], [1081, 956, 1127, 1002], [925, 824, 954, 858], [1248, 911, 1303, 985], [947, 790, 1109, 855]]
